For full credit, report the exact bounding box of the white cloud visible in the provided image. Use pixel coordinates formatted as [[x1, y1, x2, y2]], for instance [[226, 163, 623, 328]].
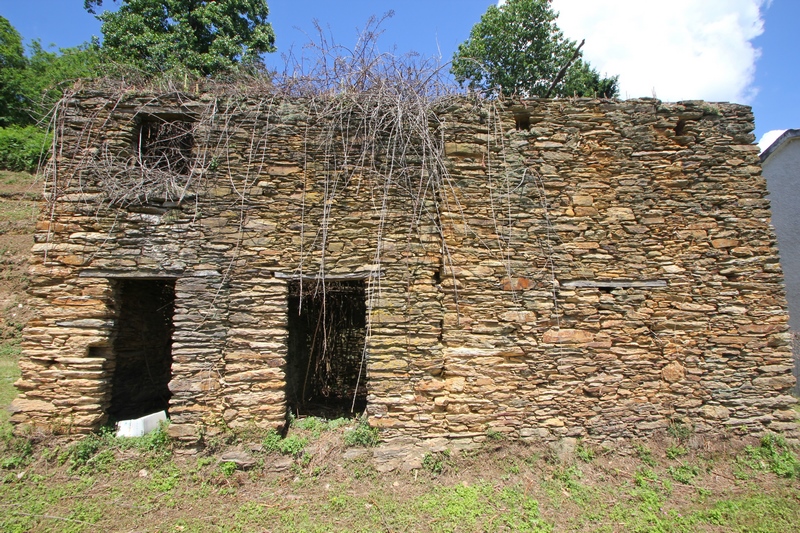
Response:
[[500, 0, 768, 103], [758, 129, 787, 153], [551, 0, 767, 103]]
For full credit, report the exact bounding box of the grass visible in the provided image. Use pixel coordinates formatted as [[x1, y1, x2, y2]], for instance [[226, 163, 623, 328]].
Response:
[[0, 169, 37, 187], [0, 171, 38, 225], [0, 342, 20, 427], [0, 410, 799, 532]]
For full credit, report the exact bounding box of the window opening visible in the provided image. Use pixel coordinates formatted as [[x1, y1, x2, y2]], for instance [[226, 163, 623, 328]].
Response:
[[107, 279, 176, 422], [136, 117, 194, 176], [286, 280, 368, 418], [514, 113, 531, 131]]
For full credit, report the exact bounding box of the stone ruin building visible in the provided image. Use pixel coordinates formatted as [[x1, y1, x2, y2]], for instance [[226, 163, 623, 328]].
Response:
[[10, 88, 798, 446]]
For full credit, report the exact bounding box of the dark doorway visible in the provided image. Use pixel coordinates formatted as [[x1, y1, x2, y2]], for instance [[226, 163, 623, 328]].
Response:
[[107, 279, 176, 422], [286, 280, 368, 418]]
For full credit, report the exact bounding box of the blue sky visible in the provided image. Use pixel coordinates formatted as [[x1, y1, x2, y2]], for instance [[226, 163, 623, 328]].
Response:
[[2, 1, 798, 148]]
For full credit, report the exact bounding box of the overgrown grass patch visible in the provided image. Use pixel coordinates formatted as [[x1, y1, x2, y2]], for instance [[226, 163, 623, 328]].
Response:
[[417, 482, 552, 532], [0, 342, 21, 427], [735, 433, 800, 479], [0, 422, 799, 532]]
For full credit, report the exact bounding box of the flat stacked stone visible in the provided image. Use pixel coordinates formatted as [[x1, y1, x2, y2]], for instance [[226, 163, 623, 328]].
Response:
[[10, 91, 796, 445]]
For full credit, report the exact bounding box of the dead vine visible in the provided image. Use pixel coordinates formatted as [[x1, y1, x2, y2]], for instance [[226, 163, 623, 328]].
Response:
[[41, 14, 566, 413]]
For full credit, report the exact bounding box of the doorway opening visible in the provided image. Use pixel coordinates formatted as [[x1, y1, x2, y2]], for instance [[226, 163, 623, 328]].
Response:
[[107, 279, 176, 422], [286, 279, 368, 418]]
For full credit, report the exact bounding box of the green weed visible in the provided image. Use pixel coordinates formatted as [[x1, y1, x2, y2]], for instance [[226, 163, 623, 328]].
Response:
[[576, 439, 595, 462], [633, 442, 657, 467], [219, 460, 237, 476], [736, 433, 800, 479], [65, 433, 105, 473], [113, 423, 171, 454], [669, 462, 699, 485], [422, 450, 453, 475], [417, 482, 552, 532], [292, 415, 349, 436], [262, 430, 308, 457], [0, 431, 32, 470], [343, 420, 379, 447], [634, 467, 658, 489], [486, 428, 505, 440], [666, 444, 688, 459], [292, 416, 325, 434], [553, 464, 583, 491], [695, 493, 800, 531], [667, 420, 693, 442]]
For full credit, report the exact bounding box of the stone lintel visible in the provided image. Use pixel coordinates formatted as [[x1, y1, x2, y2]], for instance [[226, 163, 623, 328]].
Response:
[[79, 270, 183, 279], [561, 280, 667, 289], [274, 271, 381, 281]]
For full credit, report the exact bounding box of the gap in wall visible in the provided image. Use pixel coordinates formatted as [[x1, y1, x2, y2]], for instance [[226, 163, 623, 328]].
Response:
[[286, 280, 368, 419], [107, 279, 176, 422]]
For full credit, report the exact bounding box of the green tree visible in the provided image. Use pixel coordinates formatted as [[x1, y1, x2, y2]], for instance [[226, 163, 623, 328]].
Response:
[[0, 16, 26, 126], [451, 0, 618, 98], [1, 16, 101, 127], [84, 0, 276, 76], [0, 17, 101, 171], [21, 41, 103, 122]]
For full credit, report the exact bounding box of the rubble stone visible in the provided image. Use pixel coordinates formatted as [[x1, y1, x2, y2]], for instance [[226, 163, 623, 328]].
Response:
[[11, 92, 797, 443]]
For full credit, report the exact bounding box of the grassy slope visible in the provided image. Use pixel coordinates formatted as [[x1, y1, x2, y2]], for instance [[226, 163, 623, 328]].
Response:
[[0, 421, 798, 533], [0, 170, 38, 427], [0, 171, 798, 532]]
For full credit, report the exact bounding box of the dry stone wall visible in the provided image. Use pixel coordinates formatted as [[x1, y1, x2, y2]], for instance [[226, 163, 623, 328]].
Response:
[[10, 90, 797, 446]]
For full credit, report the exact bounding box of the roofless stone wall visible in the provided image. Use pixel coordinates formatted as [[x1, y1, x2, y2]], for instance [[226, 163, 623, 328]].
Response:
[[11, 90, 797, 446]]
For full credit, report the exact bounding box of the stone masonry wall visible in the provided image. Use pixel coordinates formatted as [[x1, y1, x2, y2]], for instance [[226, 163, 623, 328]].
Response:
[[10, 90, 797, 446]]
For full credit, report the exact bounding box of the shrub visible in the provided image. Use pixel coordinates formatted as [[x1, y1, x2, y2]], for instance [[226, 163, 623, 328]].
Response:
[[0, 125, 50, 172]]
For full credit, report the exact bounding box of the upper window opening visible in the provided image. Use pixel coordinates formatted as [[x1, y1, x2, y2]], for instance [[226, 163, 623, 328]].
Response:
[[514, 113, 531, 131], [136, 117, 194, 176]]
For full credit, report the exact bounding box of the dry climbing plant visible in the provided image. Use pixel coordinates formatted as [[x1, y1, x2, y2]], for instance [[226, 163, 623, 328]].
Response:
[[42, 15, 565, 413]]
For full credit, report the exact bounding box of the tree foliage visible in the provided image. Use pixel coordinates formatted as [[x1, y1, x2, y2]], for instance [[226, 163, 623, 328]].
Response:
[[84, 0, 276, 76], [22, 42, 103, 122], [0, 16, 26, 126], [451, 0, 618, 98], [0, 17, 102, 127], [0, 17, 101, 171]]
